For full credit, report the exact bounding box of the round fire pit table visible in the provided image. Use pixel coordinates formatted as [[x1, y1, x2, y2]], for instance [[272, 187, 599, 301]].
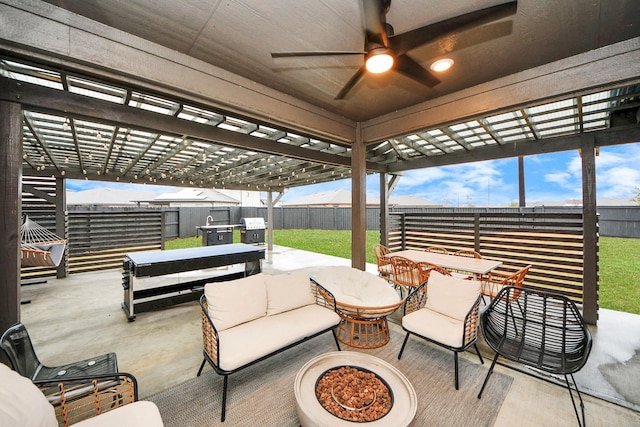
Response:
[[294, 351, 417, 427]]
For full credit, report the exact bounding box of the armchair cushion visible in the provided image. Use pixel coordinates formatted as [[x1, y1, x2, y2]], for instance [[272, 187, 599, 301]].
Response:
[[205, 273, 267, 331], [425, 271, 480, 321], [0, 363, 57, 427], [402, 308, 467, 348], [265, 270, 315, 316]]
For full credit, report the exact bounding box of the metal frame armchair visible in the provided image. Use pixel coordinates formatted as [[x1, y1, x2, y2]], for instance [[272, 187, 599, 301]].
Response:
[[398, 271, 484, 389], [478, 286, 592, 427], [0, 322, 118, 382]]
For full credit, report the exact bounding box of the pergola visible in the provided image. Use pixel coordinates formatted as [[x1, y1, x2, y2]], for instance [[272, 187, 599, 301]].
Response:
[[1, 0, 640, 332]]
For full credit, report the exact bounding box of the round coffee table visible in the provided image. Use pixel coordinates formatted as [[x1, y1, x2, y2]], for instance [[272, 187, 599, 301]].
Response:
[[294, 351, 417, 427]]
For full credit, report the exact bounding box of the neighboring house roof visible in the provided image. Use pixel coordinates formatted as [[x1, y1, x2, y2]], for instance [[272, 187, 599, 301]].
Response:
[[149, 188, 240, 205], [67, 188, 157, 206], [281, 189, 440, 207]]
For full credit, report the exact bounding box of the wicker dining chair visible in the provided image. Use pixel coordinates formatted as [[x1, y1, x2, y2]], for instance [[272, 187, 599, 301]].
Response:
[[415, 261, 451, 284], [389, 255, 422, 297], [453, 249, 482, 259], [452, 249, 483, 279], [374, 244, 394, 278], [478, 286, 592, 427], [424, 245, 449, 254], [480, 265, 531, 302]]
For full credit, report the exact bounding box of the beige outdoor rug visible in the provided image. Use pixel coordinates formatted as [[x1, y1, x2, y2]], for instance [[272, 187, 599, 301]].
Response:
[[148, 327, 512, 426]]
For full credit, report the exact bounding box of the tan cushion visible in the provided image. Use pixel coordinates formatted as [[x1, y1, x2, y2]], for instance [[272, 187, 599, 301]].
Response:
[[425, 271, 480, 321], [217, 304, 340, 371], [402, 307, 468, 348], [0, 363, 57, 427], [74, 401, 164, 427], [205, 273, 267, 331], [264, 270, 315, 316]]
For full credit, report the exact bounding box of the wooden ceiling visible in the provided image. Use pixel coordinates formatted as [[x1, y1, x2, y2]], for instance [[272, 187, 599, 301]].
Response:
[[0, 0, 639, 190]]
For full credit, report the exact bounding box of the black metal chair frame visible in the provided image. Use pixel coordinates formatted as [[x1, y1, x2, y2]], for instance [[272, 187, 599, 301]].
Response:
[[0, 322, 118, 382], [197, 281, 341, 422], [477, 286, 593, 427], [397, 281, 484, 390]]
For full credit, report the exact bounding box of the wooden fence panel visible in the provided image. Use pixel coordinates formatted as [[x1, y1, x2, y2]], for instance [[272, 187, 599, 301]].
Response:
[[67, 210, 163, 273], [388, 211, 592, 303]]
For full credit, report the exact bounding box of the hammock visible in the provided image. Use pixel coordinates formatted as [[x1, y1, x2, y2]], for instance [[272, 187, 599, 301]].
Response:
[[20, 216, 67, 267]]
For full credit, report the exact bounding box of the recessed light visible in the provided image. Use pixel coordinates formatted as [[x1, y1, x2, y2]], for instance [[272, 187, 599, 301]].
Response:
[[430, 58, 454, 72]]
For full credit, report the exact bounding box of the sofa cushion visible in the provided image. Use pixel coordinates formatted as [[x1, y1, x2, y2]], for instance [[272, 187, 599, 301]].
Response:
[[217, 304, 340, 371], [402, 307, 467, 348], [264, 270, 315, 316], [205, 273, 267, 331], [74, 401, 164, 427], [314, 266, 400, 308], [0, 363, 57, 427], [425, 271, 480, 321]]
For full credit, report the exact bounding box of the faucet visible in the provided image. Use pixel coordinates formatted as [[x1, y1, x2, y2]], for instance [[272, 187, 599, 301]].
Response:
[[206, 215, 213, 226]]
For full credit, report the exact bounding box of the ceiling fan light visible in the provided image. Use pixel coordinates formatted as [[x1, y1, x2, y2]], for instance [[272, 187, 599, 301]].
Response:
[[365, 50, 394, 73], [430, 58, 454, 72]]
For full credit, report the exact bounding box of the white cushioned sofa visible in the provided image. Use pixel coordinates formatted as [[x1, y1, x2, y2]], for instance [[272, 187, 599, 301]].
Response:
[[197, 270, 341, 422], [0, 362, 163, 427]]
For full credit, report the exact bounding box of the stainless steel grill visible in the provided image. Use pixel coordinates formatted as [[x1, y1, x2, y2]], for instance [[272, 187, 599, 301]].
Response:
[[240, 217, 266, 244]]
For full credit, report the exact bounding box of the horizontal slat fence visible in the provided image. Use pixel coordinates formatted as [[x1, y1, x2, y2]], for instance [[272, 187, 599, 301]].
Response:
[[388, 212, 592, 303], [67, 210, 163, 273]]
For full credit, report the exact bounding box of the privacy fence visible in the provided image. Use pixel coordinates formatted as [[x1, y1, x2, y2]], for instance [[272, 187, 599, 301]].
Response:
[[20, 205, 639, 304], [388, 211, 589, 302]]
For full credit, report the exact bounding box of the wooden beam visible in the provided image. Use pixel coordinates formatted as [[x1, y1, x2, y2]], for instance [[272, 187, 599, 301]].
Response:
[[351, 124, 366, 270], [379, 172, 389, 246], [386, 126, 640, 173], [518, 156, 526, 207], [0, 77, 383, 173], [56, 177, 67, 279], [581, 138, 598, 325], [0, 101, 22, 334]]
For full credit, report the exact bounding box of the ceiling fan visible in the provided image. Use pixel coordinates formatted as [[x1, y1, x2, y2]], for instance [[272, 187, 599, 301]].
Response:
[[271, 0, 518, 100]]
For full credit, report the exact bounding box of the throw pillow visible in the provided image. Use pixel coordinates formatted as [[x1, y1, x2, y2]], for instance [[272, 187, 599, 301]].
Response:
[[265, 270, 315, 315], [205, 273, 267, 331], [425, 271, 480, 320]]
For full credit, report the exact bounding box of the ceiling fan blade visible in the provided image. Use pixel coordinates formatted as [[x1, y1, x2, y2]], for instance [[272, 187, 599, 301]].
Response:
[[395, 54, 440, 88], [271, 51, 364, 58], [390, 1, 518, 55], [335, 66, 368, 100]]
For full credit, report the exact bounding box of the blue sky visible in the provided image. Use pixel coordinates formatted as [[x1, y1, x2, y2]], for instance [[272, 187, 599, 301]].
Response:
[[68, 143, 640, 206]]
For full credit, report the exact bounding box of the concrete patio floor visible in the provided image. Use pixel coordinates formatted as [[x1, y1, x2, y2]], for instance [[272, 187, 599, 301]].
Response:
[[17, 245, 640, 426]]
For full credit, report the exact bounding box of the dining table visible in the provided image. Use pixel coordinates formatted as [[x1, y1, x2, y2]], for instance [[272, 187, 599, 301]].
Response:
[[386, 249, 502, 276]]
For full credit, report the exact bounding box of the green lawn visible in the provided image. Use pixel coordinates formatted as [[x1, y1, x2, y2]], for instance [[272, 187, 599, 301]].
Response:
[[165, 232, 640, 314]]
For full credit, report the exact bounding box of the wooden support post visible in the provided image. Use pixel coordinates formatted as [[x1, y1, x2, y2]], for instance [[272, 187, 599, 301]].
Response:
[[56, 176, 67, 278], [267, 191, 274, 251], [379, 172, 388, 246], [518, 156, 526, 207], [351, 124, 366, 270], [581, 140, 598, 325], [0, 101, 22, 334]]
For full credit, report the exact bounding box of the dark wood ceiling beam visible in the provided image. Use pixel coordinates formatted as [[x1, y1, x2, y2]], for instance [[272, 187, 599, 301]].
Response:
[[0, 77, 382, 172], [385, 126, 640, 173]]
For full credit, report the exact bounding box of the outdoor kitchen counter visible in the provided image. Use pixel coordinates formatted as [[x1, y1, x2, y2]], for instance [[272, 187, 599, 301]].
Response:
[[121, 243, 265, 321]]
